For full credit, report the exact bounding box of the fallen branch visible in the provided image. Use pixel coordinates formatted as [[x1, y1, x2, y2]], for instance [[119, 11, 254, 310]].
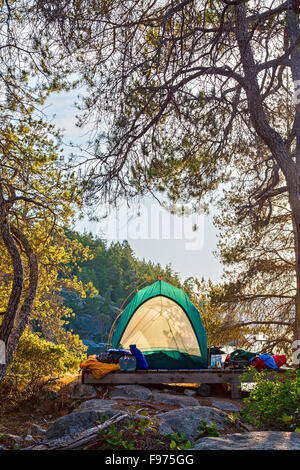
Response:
[[123, 402, 161, 410], [135, 408, 152, 415], [24, 413, 129, 450]]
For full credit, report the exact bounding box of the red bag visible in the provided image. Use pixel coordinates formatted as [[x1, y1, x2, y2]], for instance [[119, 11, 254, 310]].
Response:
[[273, 355, 286, 368]]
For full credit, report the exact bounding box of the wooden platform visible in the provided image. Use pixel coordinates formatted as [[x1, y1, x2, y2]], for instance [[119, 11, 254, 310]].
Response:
[[82, 368, 294, 399]]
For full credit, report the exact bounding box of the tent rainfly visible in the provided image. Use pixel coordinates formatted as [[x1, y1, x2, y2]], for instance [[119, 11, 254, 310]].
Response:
[[111, 280, 208, 369]]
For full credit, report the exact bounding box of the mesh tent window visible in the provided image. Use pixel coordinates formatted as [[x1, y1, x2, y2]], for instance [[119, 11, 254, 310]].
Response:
[[111, 280, 208, 369]]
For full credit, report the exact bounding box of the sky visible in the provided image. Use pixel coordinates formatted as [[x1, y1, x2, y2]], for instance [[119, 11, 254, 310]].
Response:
[[44, 90, 224, 283]]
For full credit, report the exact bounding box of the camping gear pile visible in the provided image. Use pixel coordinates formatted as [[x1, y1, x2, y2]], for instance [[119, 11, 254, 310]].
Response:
[[96, 345, 149, 370], [80, 345, 150, 378], [80, 348, 130, 379], [224, 349, 287, 370], [96, 348, 130, 364], [249, 354, 287, 370]]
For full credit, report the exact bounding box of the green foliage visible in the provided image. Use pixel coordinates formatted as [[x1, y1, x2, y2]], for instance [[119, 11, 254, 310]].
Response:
[[98, 417, 194, 450], [98, 417, 157, 450], [0, 328, 84, 404], [99, 422, 134, 450], [197, 420, 220, 438], [167, 432, 193, 450], [241, 368, 300, 430], [0, 0, 72, 120]]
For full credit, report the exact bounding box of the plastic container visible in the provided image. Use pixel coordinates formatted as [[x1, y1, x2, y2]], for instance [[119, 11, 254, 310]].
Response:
[[129, 344, 149, 370], [210, 354, 222, 369], [119, 355, 136, 371]]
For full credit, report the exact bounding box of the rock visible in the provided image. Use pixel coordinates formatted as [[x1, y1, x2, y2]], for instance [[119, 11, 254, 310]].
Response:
[[71, 383, 97, 399], [28, 424, 46, 436], [0, 445, 5, 450], [196, 384, 211, 397], [158, 421, 174, 436], [24, 435, 36, 444], [46, 411, 100, 440], [153, 391, 199, 407], [211, 401, 240, 412], [156, 406, 231, 441], [74, 399, 117, 412], [45, 409, 126, 440], [193, 431, 300, 450], [184, 389, 197, 396], [45, 396, 152, 442], [110, 385, 152, 402]]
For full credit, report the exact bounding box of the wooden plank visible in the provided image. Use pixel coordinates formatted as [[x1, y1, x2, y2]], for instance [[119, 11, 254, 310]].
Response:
[[83, 370, 242, 385], [82, 368, 293, 386]]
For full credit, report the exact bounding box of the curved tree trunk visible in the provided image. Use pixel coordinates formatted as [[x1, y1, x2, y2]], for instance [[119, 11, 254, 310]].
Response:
[[286, 3, 300, 350], [0, 183, 23, 381], [289, 191, 300, 345], [234, 5, 300, 360], [6, 225, 38, 367]]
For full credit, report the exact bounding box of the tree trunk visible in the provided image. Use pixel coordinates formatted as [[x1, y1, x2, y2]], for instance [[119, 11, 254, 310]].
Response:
[[6, 225, 38, 366], [286, 3, 300, 349], [0, 185, 38, 382], [288, 186, 300, 344], [235, 5, 300, 354]]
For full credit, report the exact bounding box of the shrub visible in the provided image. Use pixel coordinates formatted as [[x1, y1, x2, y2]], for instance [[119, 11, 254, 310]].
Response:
[[94, 417, 194, 450], [0, 328, 85, 405], [197, 420, 219, 438], [241, 368, 300, 430]]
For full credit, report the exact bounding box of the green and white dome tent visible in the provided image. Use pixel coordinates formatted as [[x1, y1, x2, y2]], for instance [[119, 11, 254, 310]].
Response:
[[110, 279, 208, 369]]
